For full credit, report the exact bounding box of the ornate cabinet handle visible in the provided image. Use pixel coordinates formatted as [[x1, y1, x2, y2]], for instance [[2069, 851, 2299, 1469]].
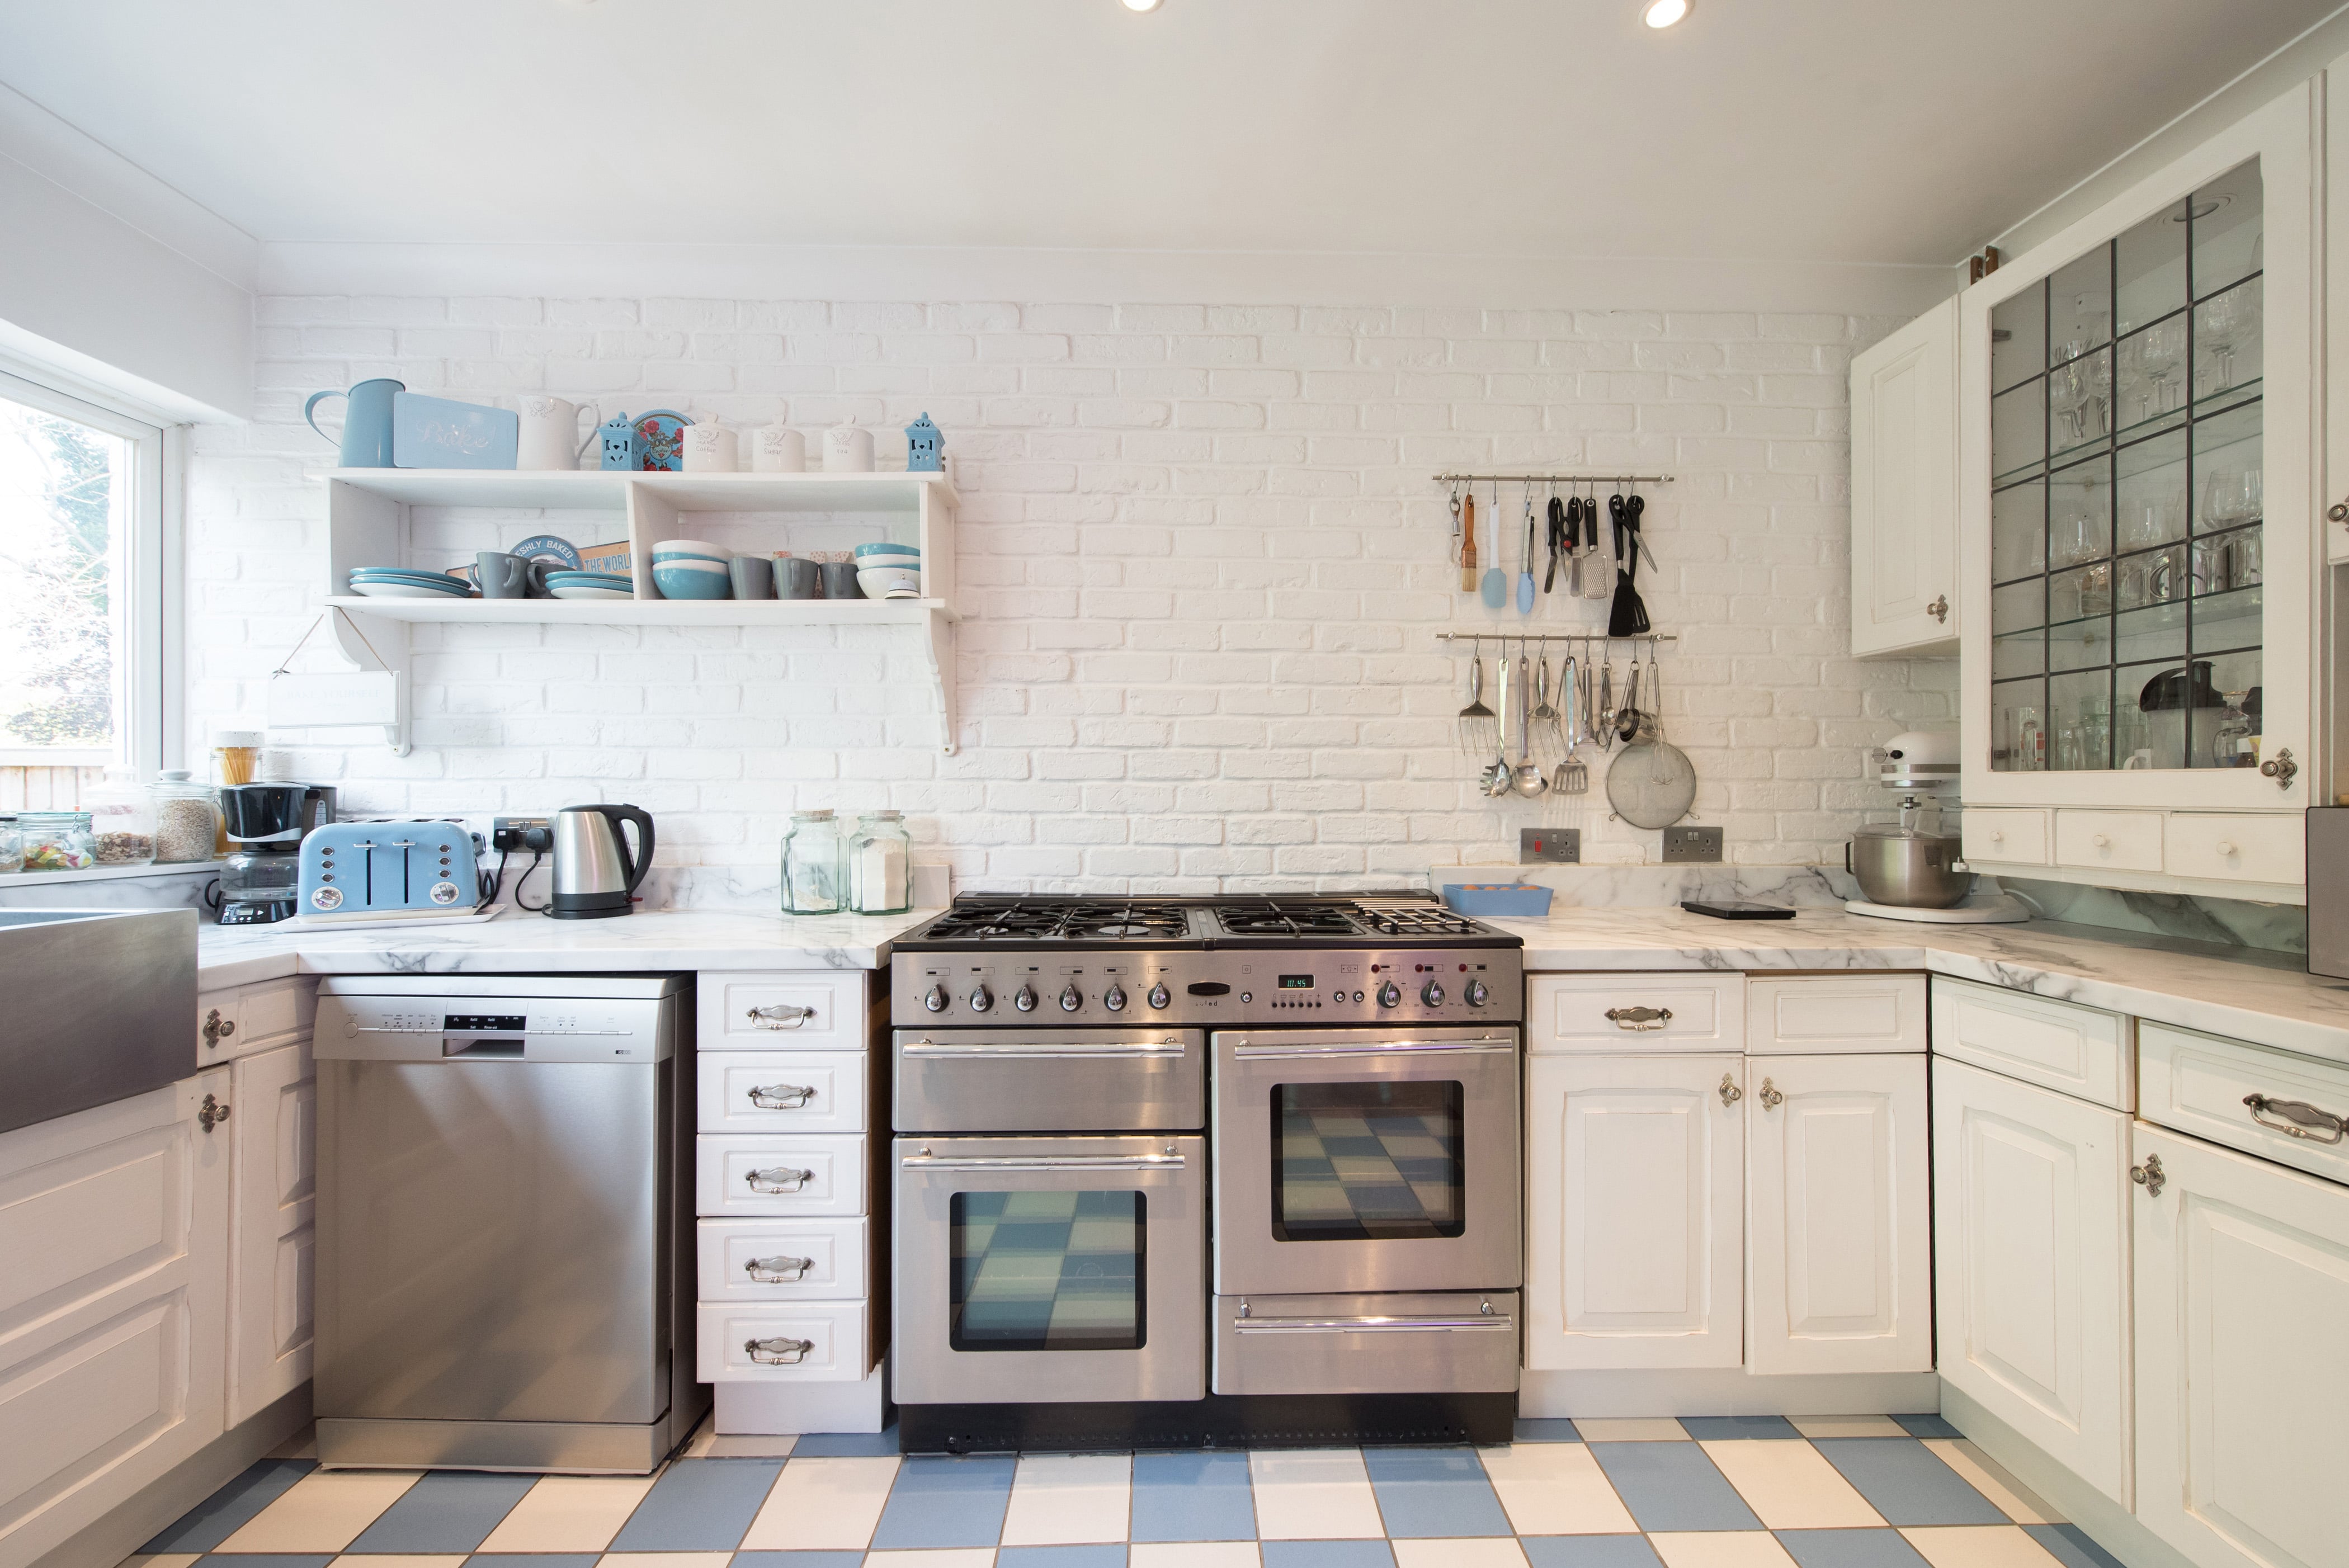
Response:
[[745, 1254, 814, 1283], [2244, 1093, 2348, 1145], [2131, 1153, 2166, 1197], [1718, 1073, 1743, 1108], [747, 1004, 815, 1029], [1606, 1005, 1673, 1031], [202, 1009, 236, 1047], [746, 1166, 814, 1194], [744, 1335, 813, 1365], [1758, 1078, 1783, 1109], [2260, 748, 2298, 790], [1927, 594, 1949, 623], [748, 1083, 817, 1109], [198, 1093, 232, 1133]]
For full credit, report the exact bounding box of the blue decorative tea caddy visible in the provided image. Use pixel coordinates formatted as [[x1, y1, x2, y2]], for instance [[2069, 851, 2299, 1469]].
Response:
[[596, 408, 695, 471], [905, 412, 944, 473]]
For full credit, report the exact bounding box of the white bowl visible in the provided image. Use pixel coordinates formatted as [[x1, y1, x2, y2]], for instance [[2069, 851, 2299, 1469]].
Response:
[[856, 551, 921, 569], [857, 565, 922, 598], [645, 556, 729, 574], [549, 584, 635, 601], [651, 538, 729, 560]]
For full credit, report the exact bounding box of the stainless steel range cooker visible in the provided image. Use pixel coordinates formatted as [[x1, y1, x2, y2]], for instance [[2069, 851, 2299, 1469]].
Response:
[[889, 894, 1524, 1453]]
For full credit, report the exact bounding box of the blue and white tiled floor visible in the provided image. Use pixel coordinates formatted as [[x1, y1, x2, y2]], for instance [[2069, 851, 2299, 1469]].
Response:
[[126, 1415, 2126, 1568]]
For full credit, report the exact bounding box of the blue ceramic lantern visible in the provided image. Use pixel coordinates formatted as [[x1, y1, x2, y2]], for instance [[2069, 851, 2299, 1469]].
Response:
[[905, 412, 944, 473], [597, 410, 636, 471]]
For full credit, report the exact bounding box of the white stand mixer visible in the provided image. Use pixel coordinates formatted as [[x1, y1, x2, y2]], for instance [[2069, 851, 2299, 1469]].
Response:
[[1844, 730, 2031, 925]]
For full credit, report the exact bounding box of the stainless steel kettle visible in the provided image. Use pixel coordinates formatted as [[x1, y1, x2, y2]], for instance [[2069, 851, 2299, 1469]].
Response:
[[550, 804, 654, 919]]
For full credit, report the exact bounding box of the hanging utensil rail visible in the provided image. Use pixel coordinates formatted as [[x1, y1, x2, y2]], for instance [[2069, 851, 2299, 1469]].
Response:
[[1436, 632, 1678, 645], [1431, 473, 1675, 485]]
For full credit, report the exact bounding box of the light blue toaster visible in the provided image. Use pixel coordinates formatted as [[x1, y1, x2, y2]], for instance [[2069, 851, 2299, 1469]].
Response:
[[299, 820, 484, 922]]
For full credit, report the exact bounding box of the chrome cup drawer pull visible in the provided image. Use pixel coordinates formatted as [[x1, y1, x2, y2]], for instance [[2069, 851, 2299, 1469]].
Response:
[[2244, 1093, 2349, 1144], [746, 1003, 815, 1029], [745, 1335, 813, 1364], [748, 1083, 818, 1109], [1606, 1005, 1673, 1031], [745, 1254, 814, 1282], [746, 1165, 815, 1193]]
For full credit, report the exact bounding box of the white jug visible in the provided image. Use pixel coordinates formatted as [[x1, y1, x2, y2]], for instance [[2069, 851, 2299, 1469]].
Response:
[[515, 396, 597, 471]]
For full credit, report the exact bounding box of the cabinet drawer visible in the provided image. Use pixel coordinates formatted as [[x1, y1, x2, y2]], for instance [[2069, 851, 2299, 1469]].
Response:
[[696, 1051, 867, 1135], [2163, 813, 2304, 886], [696, 1135, 866, 1218], [1526, 973, 1744, 1053], [1930, 976, 2131, 1109], [696, 1301, 870, 1382], [197, 977, 316, 1062], [1746, 975, 1928, 1055], [2054, 810, 2164, 873], [696, 1217, 867, 1302], [697, 971, 869, 1050], [1962, 809, 2050, 866], [2140, 1022, 2349, 1187]]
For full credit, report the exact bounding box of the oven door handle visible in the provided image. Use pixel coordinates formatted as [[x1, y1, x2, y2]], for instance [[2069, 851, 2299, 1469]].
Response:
[[899, 1040, 1189, 1059], [1230, 1037, 1516, 1059], [1233, 1312, 1517, 1334], [899, 1153, 1187, 1171]]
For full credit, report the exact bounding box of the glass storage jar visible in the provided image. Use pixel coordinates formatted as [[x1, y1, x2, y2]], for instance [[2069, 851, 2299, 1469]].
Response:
[[151, 770, 221, 863], [88, 766, 156, 865], [847, 810, 911, 914], [20, 811, 96, 872], [0, 816, 20, 873], [781, 809, 843, 914]]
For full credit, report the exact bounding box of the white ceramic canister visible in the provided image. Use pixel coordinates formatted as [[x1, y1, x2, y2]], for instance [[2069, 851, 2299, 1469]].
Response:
[[516, 395, 597, 471], [683, 417, 739, 473], [752, 422, 806, 473], [824, 423, 875, 473]]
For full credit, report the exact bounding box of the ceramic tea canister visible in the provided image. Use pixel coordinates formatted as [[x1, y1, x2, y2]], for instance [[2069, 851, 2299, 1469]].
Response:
[[683, 417, 739, 473], [752, 422, 806, 473], [824, 423, 875, 473]]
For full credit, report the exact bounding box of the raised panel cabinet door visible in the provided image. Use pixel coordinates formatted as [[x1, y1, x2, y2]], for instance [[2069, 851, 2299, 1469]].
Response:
[[1932, 1057, 2132, 1508], [1851, 295, 1960, 658], [1747, 1054, 1931, 1375], [2134, 1125, 2349, 1568], [228, 1042, 316, 1427], [1525, 1054, 1744, 1371]]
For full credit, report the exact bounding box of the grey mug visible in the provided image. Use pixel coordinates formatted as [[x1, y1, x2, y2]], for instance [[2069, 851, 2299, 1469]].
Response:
[[478, 551, 530, 599], [820, 560, 860, 599], [729, 555, 775, 599], [776, 557, 820, 599]]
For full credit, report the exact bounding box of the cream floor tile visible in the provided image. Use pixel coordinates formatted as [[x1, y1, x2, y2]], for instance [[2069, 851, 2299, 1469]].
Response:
[[120, 1556, 199, 1568], [701, 1435, 799, 1458], [477, 1473, 661, 1554], [327, 1556, 466, 1568], [1923, 1439, 2064, 1524], [861, 1553, 998, 1568], [1649, 1533, 1800, 1568], [1001, 1452, 1132, 1546], [1477, 1442, 1639, 1534], [1699, 1439, 1885, 1529], [1391, 1539, 1530, 1568], [1571, 1419, 1689, 1442], [1247, 1448, 1384, 1540], [1900, 1526, 2066, 1568], [218, 1470, 422, 1553], [737, 1455, 899, 1552], [594, 1555, 732, 1568], [1129, 1545, 1262, 1568], [1790, 1416, 1909, 1439]]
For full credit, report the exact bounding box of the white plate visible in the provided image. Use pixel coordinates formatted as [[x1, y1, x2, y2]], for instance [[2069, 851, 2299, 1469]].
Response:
[[349, 579, 473, 598], [549, 584, 636, 600]]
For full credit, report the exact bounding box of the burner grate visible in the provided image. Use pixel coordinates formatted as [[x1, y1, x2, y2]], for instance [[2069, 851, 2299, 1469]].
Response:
[[1355, 904, 1483, 938], [1209, 900, 1365, 937], [922, 898, 1195, 942]]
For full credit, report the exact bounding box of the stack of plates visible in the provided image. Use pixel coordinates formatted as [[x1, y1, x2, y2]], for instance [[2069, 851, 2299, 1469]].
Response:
[[348, 568, 473, 599], [544, 570, 635, 602]]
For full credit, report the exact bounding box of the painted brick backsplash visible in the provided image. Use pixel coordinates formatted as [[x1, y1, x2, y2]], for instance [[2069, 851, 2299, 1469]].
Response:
[[191, 295, 1953, 894]]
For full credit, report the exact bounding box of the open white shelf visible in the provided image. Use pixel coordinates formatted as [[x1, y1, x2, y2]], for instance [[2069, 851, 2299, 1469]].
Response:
[[322, 594, 956, 626], [313, 467, 958, 513]]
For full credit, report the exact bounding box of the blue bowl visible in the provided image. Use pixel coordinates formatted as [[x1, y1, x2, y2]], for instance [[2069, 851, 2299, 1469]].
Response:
[[652, 550, 730, 565], [652, 565, 734, 601], [853, 542, 919, 559]]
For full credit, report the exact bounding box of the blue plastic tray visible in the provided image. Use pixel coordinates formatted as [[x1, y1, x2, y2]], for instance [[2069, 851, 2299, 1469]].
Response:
[[1441, 883, 1554, 917]]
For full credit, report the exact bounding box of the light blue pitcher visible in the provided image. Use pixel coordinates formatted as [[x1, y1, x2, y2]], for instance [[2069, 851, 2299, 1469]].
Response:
[[304, 378, 404, 467]]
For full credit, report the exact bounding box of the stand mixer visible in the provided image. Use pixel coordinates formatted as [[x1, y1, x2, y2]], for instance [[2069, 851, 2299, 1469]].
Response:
[[1843, 730, 2029, 924]]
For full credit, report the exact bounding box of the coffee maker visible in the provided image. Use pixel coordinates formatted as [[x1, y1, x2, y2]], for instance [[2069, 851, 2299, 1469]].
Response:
[[217, 782, 338, 925]]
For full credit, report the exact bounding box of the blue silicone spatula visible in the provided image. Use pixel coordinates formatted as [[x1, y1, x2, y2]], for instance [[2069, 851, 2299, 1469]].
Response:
[[1479, 481, 1507, 608]]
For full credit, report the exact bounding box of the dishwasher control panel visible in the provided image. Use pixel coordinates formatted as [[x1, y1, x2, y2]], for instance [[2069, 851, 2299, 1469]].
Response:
[[317, 983, 678, 1063]]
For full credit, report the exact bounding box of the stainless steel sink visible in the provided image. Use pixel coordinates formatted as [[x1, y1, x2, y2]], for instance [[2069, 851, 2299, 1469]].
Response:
[[0, 907, 198, 1135]]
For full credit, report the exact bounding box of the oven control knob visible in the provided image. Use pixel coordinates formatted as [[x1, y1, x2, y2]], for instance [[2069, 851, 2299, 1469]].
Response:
[[1013, 985, 1038, 1013], [924, 985, 950, 1014], [1103, 984, 1128, 1012], [1147, 982, 1171, 1009], [968, 985, 993, 1013], [1464, 979, 1489, 1008], [1378, 981, 1402, 1008], [1059, 985, 1083, 1012], [1421, 980, 1446, 1008]]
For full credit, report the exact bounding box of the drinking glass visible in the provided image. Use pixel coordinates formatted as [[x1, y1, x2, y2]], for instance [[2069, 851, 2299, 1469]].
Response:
[[2200, 467, 2262, 528]]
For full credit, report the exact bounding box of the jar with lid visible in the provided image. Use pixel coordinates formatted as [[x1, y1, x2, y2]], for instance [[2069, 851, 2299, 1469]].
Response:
[[88, 768, 155, 865], [20, 811, 96, 872], [151, 771, 221, 863], [781, 809, 843, 914], [847, 811, 911, 914], [0, 816, 20, 874]]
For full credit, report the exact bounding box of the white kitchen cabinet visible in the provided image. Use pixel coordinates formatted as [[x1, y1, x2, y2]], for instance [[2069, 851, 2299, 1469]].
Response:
[[227, 1041, 316, 1427], [1525, 1053, 1745, 1370], [1745, 1054, 1931, 1375], [0, 1074, 231, 1568], [2133, 1124, 2349, 1568], [1932, 1056, 2134, 1509], [1851, 295, 1960, 657]]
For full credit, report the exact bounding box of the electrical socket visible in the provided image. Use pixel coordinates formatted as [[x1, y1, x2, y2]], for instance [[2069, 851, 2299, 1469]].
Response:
[[1661, 825, 1723, 863], [1520, 828, 1579, 863], [492, 815, 553, 853]]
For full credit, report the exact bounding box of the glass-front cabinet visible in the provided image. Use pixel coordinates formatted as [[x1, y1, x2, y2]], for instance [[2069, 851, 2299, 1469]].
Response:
[[1958, 82, 2314, 895]]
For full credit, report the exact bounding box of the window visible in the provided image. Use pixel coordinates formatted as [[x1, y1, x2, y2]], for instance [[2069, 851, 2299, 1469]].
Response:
[[0, 370, 169, 771]]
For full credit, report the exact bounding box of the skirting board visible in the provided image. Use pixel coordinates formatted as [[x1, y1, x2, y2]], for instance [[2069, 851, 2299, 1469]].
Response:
[[1522, 1368, 1943, 1419], [1941, 1387, 2196, 1568], [715, 1368, 886, 1435]]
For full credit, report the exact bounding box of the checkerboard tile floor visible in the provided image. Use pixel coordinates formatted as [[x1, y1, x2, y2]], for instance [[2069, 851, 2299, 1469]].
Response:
[[124, 1416, 2129, 1568]]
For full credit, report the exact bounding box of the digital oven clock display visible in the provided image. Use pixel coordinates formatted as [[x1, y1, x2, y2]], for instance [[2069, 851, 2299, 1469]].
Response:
[[1277, 975, 1314, 990]]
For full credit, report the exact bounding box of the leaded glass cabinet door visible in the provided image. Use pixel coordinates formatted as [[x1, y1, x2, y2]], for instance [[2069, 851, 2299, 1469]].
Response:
[[1959, 83, 2314, 820]]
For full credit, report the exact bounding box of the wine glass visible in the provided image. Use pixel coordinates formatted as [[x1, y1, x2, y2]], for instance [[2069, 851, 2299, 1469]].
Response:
[[2198, 290, 2257, 393]]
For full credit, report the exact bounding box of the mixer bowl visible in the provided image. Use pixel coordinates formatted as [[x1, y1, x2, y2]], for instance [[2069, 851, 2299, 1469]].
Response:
[[1848, 825, 1973, 909]]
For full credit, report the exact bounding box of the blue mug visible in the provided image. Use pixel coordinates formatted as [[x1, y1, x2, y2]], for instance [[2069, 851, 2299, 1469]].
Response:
[[304, 378, 404, 468]]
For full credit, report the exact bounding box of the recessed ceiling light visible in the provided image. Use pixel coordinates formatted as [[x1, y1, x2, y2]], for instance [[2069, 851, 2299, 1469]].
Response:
[[1122, 0, 1162, 11], [1642, 0, 1690, 27]]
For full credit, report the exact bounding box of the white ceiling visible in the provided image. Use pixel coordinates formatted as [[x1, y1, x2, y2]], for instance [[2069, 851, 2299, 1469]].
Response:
[[0, 0, 2334, 265]]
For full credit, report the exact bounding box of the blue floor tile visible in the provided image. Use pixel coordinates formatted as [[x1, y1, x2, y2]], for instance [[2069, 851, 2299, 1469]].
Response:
[[1362, 1447, 1513, 1539], [607, 1457, 786, 1551], [1813, 1439, 2007, 1527], [1892, 1414, 1964, 1439], [788, 1425, 900, 1457], [869, 1454, 1017, 1550], [1129, 1451, 1255, 1541], [2027, 1523, 2129, 1568], [1262, 1542, 1398, 1568], [1679, 1416, 1802, 1441], [998, 1547, 1131, 1568], [1587, 1442, 1762, 1533], [1521, 1538, 1666, 1568], [730, 1555, 866, 1568], [1512, 1419, 1584, 1443], [139, 1460, 315, 1552], [1777, 1527, 1933, 1568], [347, 1471, 537, 1553]]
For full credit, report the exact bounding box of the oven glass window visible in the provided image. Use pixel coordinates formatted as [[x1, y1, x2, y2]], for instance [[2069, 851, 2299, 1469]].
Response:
[[1272, 1080, 1466, 1241], [950, 1191, 1145, 1351]]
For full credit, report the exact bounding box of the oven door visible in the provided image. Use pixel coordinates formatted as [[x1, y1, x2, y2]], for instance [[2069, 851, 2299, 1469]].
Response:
[[894, 1028, 1206, 1133], [1212, 1026, 1521, 1296], [893, 1134, 1206, 1405]]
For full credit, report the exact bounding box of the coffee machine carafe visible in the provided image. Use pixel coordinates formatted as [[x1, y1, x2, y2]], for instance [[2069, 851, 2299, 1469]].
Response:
[[217, 783, 337, 925]]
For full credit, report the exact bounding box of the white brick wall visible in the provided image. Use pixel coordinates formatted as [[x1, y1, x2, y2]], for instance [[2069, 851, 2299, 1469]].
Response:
[[188, 295, 1954, 894]]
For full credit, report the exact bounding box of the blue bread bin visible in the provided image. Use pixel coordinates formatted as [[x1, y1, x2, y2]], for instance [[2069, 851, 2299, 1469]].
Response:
[[1441, 883, 1554, 917]]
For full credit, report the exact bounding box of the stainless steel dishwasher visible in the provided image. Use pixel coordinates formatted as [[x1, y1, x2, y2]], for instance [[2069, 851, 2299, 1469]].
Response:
[[312, 975, 706, 1473]]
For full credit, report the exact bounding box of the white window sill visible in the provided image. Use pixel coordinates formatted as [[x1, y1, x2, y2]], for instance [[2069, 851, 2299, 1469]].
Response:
[[1, 859, 223, 888]]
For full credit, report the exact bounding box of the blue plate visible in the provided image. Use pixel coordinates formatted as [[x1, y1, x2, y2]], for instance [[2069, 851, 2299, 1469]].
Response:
[[512, 534, 583, 570], [351, 569, 468, 584]]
